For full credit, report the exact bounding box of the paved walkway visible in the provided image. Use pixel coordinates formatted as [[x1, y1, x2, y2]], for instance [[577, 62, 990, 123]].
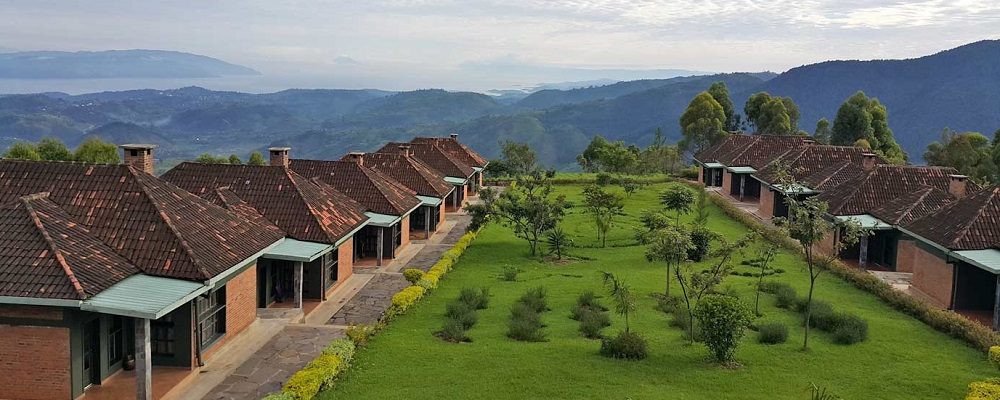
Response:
[[192, 211, 472, 399]]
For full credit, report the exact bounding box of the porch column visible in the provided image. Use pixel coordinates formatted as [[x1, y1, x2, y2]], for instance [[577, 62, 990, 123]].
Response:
[[135, 318, 152, 400], [377, 227, 384, 267], [993, 275, 1000, 331], [739, 175, 746, 202], [425, 207, 432, 239], [859, 234, 869, 269], [293, 261, 303, 308], [452, 189, 458, 210]]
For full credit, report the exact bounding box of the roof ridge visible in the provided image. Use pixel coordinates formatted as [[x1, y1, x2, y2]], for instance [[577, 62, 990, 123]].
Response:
[[20, 193, 87, 300], [127, 166, 211, 280], [896, 187, 934, 223], [285, 168, 341, 243], [948, 188, 998, 248]]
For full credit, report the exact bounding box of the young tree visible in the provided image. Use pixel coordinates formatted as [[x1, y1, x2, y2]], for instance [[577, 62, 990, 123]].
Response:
[[228, 154, 242, 164], [707, 81, 739, 131], [634, 210, 672, 244], [493, 170, 567, 256], [582, 185, 625, 247], [248, 151, 267, 166], [545, 227, 572, 260], [464, 186, 498, 232], [645, 227, 693, 298], [693, 189, 709, 226], [37, 137, 73, 161], [639, 128, 682, 174], [780, 186, 865, 350], [750, 231, 781, 316], [74, 138, 120, 164], [678, 92, 727, 156], [813, 118, 832, 144], [3, 142, 41, 160], [831, 91, 907, 163], [500, 140, 537, 176], [694, 294, 752, 365], [601, 271, 636, 333], [659, 184, 695, 227], [674, 235, 746, 343]]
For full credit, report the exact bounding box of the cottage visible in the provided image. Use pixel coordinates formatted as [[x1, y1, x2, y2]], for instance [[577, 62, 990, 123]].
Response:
[[377, 142, 475, 211], [359, 150, 455, 238], [412, 133, 489, 195]]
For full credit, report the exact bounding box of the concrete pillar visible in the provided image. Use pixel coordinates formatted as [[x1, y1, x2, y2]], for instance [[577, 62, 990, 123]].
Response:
[[135, 318, 152, 400], [293, 261, 303, 308], [425, 207, 432, 239], [739, 175, 746, 202], [377, 227, 384, 267], [859, 234, 869, 269], [452, 188, 458, 210], [993, 275, 1000, 331]]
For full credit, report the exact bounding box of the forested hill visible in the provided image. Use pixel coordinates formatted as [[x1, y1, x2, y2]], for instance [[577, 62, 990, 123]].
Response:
[[744, 40, 1000, 157], [1, 40, 998, 168]]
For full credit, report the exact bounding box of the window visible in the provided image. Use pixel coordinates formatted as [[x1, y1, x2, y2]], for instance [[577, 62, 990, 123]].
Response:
[[107, 316, 124, 365], [151, 315, 175, 357], [326, 250, 339, 288], [196, 288, 227, 349]]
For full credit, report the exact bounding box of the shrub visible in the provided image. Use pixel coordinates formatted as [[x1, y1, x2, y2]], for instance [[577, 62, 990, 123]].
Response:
[[438, 317, 471, 343], [402, 268, 424, 284], [458, 287, 490, 310], [687, 225, 715, 262], [757, 322, 788, 344], [653, 294, 682, 314], [501, 265, 520, 281], [773, 284, 798, 309], [832, 314, 869, 345], [577, 290, 606, 310], [578, 309, 611, 339], [694, 294, 753, 364], [322, 338, 356, 363], [281, 338, 356, 399], [990, 346, 1000, 370], [345, 324, 381, 346], [757, 280, 783, 294], [678, 166, 699, 180], [508, 302, 545, 342], [595, 172, 614, 186], [262, 392, 295, 400], [445, 301, 478, 329], [801, 301, 838, 331], [519, 287, 548, 313], [599, 331, 648, 360], [385, 285, 426, 318], [967, 378, 1000, 400], [669, 308, 703, 341]]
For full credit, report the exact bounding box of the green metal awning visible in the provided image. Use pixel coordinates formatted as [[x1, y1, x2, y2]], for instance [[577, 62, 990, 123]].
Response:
[[264, 238, 333, 262], [703, 162, 725, 168], [365, 212, 401, 227], [954, 249, 1000, 274], [835, 214, 891, 230], [417, 195, 442, 206], [472, 167, 484, 172], [444, 176, 467, 185], [81, 275, 207, 319], [727, 166, 757, 174], [771, 183, 818, 195]]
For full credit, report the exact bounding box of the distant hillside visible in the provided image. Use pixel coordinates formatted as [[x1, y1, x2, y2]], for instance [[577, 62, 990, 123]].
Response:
[[0, 50, 259, 79], [744, 40, 1000, 158]]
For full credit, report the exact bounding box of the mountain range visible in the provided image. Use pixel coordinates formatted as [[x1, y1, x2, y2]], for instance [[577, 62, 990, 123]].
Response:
[[0, 50, 259, 79], [0, 41, 998, 170]]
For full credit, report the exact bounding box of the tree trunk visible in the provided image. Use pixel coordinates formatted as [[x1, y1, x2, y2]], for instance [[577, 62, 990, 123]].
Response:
[[804, 250, 815, 351], [665, 264, 671, 297]]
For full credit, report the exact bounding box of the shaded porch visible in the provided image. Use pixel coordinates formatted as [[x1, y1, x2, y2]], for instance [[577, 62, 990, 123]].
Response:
[[951, 260, 999, 330], [725, 167, 760, 203], [701, 162, 724, 187], [80, 366, 191, 400], [410, 199, 442, 240]]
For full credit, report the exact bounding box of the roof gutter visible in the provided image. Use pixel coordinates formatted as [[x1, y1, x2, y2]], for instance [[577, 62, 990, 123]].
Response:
[[336, 218, 371, 247], [205, 238, 285, 289], [0, 296, 81, 308]]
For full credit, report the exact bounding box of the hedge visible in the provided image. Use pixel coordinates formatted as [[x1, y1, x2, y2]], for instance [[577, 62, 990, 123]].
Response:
[[686, 181, 1000, 353], [966, 378, 1000, 400], [268, 339, 356, 400], [990, 346, 1000, 370]]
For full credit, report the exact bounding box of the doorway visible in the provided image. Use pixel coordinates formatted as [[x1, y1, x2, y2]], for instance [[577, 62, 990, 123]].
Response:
[[82, 319, 101, 387]]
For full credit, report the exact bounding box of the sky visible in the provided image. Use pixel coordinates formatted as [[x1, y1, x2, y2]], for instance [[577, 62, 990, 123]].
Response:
[[1, 0, 998, 92]]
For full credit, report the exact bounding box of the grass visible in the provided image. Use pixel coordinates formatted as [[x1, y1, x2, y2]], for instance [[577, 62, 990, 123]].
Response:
[[319, 182, 994, 399]]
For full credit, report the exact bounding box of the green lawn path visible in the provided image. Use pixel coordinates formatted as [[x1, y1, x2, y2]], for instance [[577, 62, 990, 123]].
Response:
[[320, 182, 994, 399]]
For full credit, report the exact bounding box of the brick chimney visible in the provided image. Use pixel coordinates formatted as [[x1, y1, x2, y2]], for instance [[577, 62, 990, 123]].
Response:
[[120, 144, 156, 175], [269, 147, 290, 167], [348, 152, 364, 165], [861, 153, 878, 171], [949, 174, 968, 199], [450, 133, 458, 140], [398, 144, 412, 157]]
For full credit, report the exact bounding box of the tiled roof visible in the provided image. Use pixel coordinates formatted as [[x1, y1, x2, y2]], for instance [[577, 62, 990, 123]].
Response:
[[817, 165, 970, 216], [378, 142, 474, 179], [162, 163, 369, 245], [755, 145, 886, 187], [358, 152, 453, 198], [720, 135, 808, 169], [289, 159, 420, 216], [0, 160, 284, 281], [202, 187, 283, 232], [869, 186, 956, 226], [906, 186, 1000, 250], [0, 193, 140, 300], [694, 134, 758, 164], [411, 136, 489, 167]]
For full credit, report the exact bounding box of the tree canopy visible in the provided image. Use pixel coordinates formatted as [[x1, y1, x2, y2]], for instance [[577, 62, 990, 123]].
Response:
[[678, 91, 727, 155], [74, 138, 120, 164], [37, 137, 73, 161], [924, 129, 998, 184], [576, 136, 639, 173], [195, 153, 232, 164], [707, 82, 739, 131], [744, 92, 800, 135], [248, 151, 267, 166], [813, 118, 832, 144], [831, 91, 907, 164], [3, 142, 41, 160]]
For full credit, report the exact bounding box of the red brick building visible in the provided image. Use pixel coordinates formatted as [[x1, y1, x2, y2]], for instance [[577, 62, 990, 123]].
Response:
[[360, 150, 455, 239], [411, 134, 490, 195], [377, 141, 476, 211]]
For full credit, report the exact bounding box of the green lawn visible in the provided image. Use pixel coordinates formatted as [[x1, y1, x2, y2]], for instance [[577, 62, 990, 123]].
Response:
[[321, 182, 993, 399]]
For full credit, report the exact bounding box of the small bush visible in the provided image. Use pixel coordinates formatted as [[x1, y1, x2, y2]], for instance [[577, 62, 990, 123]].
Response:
[[653, 294, 682, 314], [261, 392, 295, 400], [670, 308, 703, 341], [773, 284, 798, 309], [967, 378, 1000, 400], [385, 285, 426, 318], [757, 322, 788, 344], [578, 309, 611, 339], [345, 324, 381, 346], [445, 301, 478, 329], [832, 314, 869, 345], [758, 280, 783, 294], [403, 268, 424, 284], [508, 304, 546, 342], [577, 290, 606, 310], [438, 317, 471, 343], [458, 287, 490, 310], [990, 346, 1000, 370], [500, 265, 520, 281], [599, 331, 648, 360], [678, 166, 699, 180], [519, 287, 548, 313], [801, 301, 839, 332], [695, 294, 753, 364], [595, 172, 614, 186]]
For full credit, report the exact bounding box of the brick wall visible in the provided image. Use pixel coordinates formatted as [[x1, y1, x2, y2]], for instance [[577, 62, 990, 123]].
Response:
[[896, 240, 916, 273], [400, 215, 410, 247], [203, 264, 258, 362], [338, 237, 354, 282], [814, 232, 836, 256], [722, 170, 732, 195], [0, 305, 62, 320], [698, 167, 704, 184], [907, 240, 954, 308], [760, 188, 775, 219], [0, 324, 71, 400], [438, 201, 446, 228], [462, 184, 469, 205]]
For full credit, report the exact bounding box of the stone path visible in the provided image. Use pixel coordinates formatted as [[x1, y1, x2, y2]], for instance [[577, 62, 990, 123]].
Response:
[[202, 325, 344, 400]]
